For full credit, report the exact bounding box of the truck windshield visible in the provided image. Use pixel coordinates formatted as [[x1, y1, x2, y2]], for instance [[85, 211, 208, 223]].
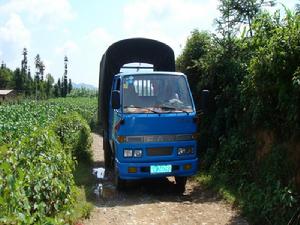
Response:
[[122, 74, 193, 113]]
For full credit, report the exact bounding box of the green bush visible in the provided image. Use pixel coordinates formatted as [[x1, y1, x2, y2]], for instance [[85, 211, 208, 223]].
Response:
[[178, 8, 299, 225], [241, 10, 300, 134], [211, 130, 256, 187], [0, 129, 75, 224], [52, 112, 92, 163], [210, 132, 297, 224], [0, 98, 96, 224], [242, 181, 296, 225]]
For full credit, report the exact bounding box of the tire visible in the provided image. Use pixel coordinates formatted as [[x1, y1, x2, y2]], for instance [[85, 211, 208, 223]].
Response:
[[103, 138, 113, 169], [175, 176, 187, 194], [114, 166, 126, 190]]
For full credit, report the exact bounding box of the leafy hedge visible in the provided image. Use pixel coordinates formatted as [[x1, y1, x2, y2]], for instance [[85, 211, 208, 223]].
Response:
[[52, 112, 93, 163], [177, 9, 299, 225], [0, 98, 96, 224], [0, 129, 75, 224]]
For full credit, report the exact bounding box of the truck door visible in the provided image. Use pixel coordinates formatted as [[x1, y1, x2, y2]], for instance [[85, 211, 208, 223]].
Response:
[[109, 77, 121, 143]]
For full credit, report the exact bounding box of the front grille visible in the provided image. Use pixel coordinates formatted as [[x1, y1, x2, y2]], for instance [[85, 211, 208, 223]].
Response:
[[146, 147, 173, 156]]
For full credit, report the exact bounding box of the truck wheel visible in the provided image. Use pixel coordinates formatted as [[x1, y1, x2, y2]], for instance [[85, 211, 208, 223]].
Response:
[[103, 138, 113, 169], [175, 176, 187, 194], [114, 167, 126, 190], [115, 176, 126, 191]]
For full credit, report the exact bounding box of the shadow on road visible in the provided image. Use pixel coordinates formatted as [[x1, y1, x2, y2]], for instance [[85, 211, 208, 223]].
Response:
[[85, 166, 223, 209], [77, 131, 225, 208]]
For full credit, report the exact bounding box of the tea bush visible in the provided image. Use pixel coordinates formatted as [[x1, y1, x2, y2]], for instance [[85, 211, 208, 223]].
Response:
[[0, 129, 75, 224], [52, 112, 93, 163], [0, 97, 97, 224], [0, 97, 97, 145]]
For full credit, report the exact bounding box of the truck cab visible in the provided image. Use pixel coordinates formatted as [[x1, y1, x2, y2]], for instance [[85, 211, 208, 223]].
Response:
[[109, 72, 198, 191], [98, 38, 200, 193]]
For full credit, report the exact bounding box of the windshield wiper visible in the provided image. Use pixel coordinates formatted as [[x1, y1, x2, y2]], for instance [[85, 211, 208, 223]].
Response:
[[158, 105, 190, 115], [124, 106, 159, 114]]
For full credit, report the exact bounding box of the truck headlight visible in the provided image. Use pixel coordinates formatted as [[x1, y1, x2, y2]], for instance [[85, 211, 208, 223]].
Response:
[[177, 147, 193, 155], [133, 149, 142, 157], [124, 149, 133, 157]]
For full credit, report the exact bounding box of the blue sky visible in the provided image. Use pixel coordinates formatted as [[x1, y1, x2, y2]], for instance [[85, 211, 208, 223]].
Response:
[[0, 0, 298, 87]]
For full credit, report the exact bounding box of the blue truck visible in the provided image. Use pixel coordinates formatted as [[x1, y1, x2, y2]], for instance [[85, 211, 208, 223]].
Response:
[[98, 38, 205, 193]]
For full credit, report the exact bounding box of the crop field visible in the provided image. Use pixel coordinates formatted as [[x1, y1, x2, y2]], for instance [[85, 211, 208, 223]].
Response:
[[0, 97, 97, 224], [0, 97, 97, 145]]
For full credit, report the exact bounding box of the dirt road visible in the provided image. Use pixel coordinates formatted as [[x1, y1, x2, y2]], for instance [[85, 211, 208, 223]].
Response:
[[84, 133, 248, 225]]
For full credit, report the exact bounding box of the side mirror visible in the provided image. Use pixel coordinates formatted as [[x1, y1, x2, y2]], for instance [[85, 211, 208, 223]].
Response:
[[112, 90, 120, 109], [200, 90, 209, 114]]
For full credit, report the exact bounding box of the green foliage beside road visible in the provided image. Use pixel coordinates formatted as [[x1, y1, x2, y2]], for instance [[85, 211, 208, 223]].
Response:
[[0, 130, 75, 224], [0, 97, 97, 224], [178, 6, 299, 225], [52, 112, 93, 163]]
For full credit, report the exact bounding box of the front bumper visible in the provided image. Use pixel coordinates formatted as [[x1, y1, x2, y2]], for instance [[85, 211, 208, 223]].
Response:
[[116, 158, 198, 180]]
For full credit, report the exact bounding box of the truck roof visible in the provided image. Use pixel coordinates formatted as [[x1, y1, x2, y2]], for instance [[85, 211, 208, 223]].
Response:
[[115, 71, 184, 77]]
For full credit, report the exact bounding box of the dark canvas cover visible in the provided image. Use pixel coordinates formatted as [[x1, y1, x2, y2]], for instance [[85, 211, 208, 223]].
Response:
[[98, 38, 175, 132]]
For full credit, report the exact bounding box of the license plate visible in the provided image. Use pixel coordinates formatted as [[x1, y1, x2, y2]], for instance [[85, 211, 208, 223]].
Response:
[[150, 165, 172, 174]]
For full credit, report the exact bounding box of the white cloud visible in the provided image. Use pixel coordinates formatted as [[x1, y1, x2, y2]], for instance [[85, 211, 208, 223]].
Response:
[[0, 13, 31, 66], [63, 28, 71, 35], [123, 0, 216, 30], [86, 27, 115, 50], [55, 40, 79, 55], [0, 0, 75, 25], [0, 14, 31, 44], [122, 0, 219, 56]]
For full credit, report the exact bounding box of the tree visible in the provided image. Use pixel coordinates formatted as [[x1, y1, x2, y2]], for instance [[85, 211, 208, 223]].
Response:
[[57, 78, 61, 97], [34, 54, 41, 99], [68, 78, 72, 94], [62, 56, 68, 97], [1, 61, 6, 69], [216, 0, 276, 37], [24, 67, 33, 96], [53, 84, 59, 97], [13, 68, 24, 91], [35, 54, 41, 81], [216, 0, 239, 40], [45, 73, 54, 98], [21, 48, 32, 96], [21, 48, 28, 74], [39, 61, 45, 81], [176, 30, 213, 106], [0, 67, 13, 89], [34, 54, 48, 99]]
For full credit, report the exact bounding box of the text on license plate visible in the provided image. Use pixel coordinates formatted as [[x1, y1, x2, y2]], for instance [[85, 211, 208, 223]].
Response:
[[150, 165, 172, 174]]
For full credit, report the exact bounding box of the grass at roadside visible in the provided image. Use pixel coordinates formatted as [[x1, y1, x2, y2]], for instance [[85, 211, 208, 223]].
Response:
[[195, 172, 237, 205], [55, 186, 93, 224], [70, 162, 97, 223]]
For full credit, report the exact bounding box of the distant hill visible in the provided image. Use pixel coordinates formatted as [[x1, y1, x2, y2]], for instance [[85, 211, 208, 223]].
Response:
[[72, 83, 97, 90]]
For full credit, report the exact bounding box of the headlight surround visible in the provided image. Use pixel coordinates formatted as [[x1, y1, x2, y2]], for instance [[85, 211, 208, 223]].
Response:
[[123, 149, 143, 157], [133, 149, 142, 157], [124, 149, 133, 157], [177, 146, 193, 155]]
